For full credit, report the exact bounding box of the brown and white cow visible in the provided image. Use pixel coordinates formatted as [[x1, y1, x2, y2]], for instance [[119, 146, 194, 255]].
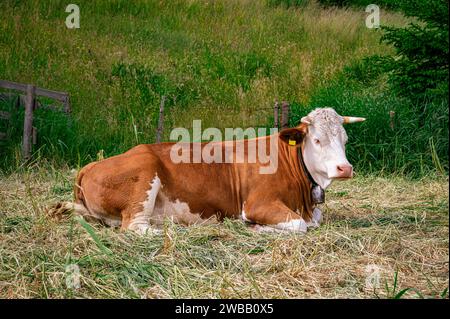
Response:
[[49, 108, 364, 234]]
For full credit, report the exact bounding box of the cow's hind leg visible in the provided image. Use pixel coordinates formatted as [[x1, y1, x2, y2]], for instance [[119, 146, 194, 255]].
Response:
[[121, 174, 162, 235]]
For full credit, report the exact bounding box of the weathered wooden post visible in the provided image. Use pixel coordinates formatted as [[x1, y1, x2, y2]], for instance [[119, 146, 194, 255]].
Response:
[[274, 101, 279, 129], [32, 127, 37, 145], [389, 111, 395, 130], [281, 101, 289, 129], [156, 95, 166, 143], [22, 84, 35, 159], [63, 94, 71, 113]]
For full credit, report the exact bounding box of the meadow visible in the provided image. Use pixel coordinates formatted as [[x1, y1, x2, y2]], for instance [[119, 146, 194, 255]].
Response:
[[0, 168, 448, 298], [0, 0, 448, 298]]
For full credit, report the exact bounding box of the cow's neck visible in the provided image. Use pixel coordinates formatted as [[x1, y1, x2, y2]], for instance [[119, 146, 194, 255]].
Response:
[[297, 147, 316, 185], [279, 139, 314, 217]]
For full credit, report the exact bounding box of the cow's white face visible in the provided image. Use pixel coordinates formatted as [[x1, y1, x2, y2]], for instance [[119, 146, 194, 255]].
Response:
[[302, 108, 352, 189], [279, 108, 365, 190]]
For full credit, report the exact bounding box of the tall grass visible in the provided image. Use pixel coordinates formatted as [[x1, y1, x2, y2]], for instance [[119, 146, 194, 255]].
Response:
[[1, 0, 446, 176]]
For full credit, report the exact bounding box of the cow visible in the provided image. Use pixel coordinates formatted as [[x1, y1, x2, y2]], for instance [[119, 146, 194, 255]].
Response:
[[48, 108, 365, 234]]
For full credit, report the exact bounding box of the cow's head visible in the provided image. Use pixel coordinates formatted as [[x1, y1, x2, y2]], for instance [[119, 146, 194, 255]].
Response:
[[280, 108, 365, 189]]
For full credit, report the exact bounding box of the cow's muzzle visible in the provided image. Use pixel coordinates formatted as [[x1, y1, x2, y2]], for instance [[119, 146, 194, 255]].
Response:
[[335, 164, 353, 179]]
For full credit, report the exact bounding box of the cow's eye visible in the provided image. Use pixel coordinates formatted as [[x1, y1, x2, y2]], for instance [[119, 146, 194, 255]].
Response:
[[314, 139, 320, 145]]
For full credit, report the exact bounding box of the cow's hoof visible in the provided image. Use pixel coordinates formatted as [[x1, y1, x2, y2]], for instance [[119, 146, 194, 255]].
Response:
[[277, 219, 308, 233], [313, 207, 323, 224], [251, 219, 307, 234], [306, 207, 323, 228]]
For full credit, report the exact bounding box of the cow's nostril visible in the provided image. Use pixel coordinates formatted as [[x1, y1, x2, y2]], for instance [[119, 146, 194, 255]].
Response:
[[337, 165, 353, 177]]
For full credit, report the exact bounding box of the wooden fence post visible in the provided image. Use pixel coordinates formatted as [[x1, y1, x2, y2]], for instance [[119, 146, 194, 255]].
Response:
[[389, 111, 395, 130], [274, 101, 279, 129], [281, 101, 289, 129], [22, 84, 35, 159], [63, 95, 71, 113], [156, 95, 166, 143], [32, 127, 37, 145]]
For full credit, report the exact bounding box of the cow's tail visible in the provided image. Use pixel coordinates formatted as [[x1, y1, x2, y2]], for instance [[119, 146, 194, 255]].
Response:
[[47, 164, 94, 220], [47, 201, 90, 219]]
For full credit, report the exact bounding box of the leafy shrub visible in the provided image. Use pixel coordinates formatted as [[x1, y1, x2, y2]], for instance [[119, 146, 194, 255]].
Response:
[[370, 0, 449, 102]]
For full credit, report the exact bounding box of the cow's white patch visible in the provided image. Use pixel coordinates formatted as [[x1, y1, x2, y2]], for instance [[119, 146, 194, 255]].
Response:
[[306, 207, 322, 228], [274, 218, 308, 233], [252, 218, 307, 233], [253, 218, 308, 233], [241, 202, 250, 222], [129, 174, 217, 234], [128, 174, 161, 234], [152, 192, 217, 225], [241, 210, 250, 222], [252, 224, 286, 233]]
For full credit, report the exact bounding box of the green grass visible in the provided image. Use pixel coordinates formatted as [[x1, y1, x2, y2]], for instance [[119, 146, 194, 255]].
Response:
[[0, 167, 447, 298], [1, 0, 418, 171]]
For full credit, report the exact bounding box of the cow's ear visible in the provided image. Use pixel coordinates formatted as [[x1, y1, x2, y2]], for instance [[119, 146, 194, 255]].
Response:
[[279, 124, 308, 147]]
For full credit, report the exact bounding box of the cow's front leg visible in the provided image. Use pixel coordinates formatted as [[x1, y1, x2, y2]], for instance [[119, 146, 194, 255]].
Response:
[[242, 201, 308, 233], [305, 207, 323, 228]]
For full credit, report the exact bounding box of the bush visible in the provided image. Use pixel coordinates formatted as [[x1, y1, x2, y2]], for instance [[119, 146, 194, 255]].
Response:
[[371, 0, 449, 102]]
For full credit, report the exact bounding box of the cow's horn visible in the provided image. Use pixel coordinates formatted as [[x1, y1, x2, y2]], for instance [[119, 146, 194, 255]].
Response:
[[343, 116, 366, 124]]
